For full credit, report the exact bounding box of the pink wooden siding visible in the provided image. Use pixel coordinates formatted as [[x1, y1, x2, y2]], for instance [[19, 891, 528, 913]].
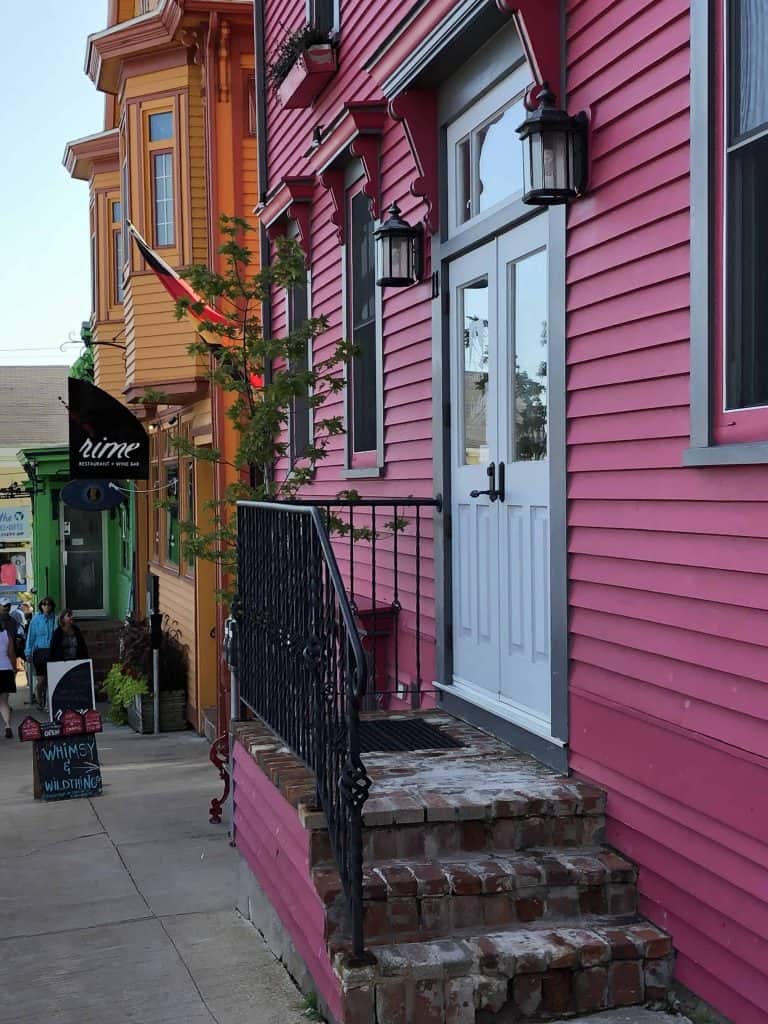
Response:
[[263, 0, 437, 700], [233, 742, 342, 1020], [565, 2, 768, 1021]]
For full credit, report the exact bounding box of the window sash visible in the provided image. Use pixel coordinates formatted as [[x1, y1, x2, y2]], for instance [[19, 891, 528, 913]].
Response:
[[348, 188, 378, 455], [288, 272, 312, 464], [165, 462, 180, 566], [152, 151, 175, 248]]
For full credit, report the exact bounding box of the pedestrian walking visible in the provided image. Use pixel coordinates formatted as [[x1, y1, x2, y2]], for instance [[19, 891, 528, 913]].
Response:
[[25, 597, 56, 708], [49, 610, 88, 662], [0, 611, 16, 738], [0, 602, 25, 669]]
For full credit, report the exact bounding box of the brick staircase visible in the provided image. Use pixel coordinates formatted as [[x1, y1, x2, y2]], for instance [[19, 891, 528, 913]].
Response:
[[77, 618, 123, 688], [235, 714, 674, 1023]]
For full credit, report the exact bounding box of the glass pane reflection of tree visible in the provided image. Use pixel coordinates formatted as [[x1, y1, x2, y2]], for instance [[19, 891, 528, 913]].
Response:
[[513, 249, 548, 461]]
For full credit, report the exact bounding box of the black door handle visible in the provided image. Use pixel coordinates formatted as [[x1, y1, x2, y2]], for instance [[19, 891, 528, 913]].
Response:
[[497, 461, 505, 503], [470, 462, 500, 502]]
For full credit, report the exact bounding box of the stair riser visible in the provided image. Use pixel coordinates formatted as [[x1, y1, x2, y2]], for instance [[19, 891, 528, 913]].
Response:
[[327, 880, 637, 946], [342, 954, 675, 1023], [353, 816, 606, 866]]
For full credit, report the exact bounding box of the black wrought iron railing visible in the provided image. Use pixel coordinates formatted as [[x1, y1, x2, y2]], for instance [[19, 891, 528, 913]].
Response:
[[237, 495, 440, 957], [237, 500, 372, 959], [290, 497, 442, 709]]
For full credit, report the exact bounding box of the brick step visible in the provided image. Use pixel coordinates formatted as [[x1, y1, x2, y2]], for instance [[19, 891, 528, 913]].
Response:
[[304, 784, 607, 869], [336, 919, 674, 1023], [316, 848, 637, 948]]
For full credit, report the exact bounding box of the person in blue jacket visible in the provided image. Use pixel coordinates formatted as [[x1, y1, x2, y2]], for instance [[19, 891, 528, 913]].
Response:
[[25, 597, 56, 708]]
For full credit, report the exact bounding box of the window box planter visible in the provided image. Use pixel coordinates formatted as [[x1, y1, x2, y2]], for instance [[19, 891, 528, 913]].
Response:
[[128, 689, 187, 733], [277, 44, 337, 109]]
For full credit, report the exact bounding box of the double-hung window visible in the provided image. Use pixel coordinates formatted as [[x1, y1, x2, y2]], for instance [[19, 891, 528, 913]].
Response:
[[306, 0, 340, 34], [287, 251, 312, 465], [724, 1, 768, 413], [148, 111, 175, 248], [689, 0, 768, 460], [111, 200, 124, 305], [346, 180, 381, 469]]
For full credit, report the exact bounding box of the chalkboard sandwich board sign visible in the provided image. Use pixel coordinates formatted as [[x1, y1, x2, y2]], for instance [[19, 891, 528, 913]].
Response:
[[33, 733, 102, 801], [48, 660, 96, 722]]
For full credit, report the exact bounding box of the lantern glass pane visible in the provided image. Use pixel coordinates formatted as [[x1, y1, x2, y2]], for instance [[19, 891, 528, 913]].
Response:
[[477, 102, 523, 211], [390, 235, 411, 281], [542, 131, 569, 193], [529, 132, 544, 192]]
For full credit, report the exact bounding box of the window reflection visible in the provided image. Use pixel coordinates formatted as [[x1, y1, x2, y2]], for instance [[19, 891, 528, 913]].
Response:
[[462, 278, 490, 464], [512, 250, 548, 461]]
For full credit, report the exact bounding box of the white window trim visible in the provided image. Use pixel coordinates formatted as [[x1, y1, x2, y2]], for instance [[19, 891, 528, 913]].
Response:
[[445, 60, 530, 239]]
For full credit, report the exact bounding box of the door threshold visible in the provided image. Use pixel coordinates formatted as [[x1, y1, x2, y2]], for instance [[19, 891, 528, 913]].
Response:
[[434, 679, 567, 772]]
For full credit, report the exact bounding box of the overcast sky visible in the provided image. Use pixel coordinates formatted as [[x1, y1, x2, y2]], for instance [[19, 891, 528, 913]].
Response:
[[0, 1, 106, 366]]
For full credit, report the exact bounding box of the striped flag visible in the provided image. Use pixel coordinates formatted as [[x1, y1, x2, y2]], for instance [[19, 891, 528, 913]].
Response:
[[127, 221, 230, 327]]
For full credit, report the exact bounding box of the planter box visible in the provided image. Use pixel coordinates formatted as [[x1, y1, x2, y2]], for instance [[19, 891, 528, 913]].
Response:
[[128, 689, 187, 734], [277, 45, 337, 109]]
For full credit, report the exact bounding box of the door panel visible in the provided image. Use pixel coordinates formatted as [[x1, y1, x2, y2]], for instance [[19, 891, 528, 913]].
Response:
[[62, 507, 107, 615], [497, 220, 550, 723], [450, 217, 551, 732], [451, 243, 500, 695]]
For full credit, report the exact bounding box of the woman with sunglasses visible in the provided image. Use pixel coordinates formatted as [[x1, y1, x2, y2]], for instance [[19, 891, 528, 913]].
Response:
[[24, 598, 56, 709]]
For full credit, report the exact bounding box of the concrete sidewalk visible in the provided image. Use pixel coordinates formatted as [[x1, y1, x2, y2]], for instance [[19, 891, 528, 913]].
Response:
[[0, 683, 305, 1024]]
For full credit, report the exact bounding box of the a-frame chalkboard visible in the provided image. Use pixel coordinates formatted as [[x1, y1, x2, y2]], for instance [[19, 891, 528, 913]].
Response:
[[33, 733, 102, 801]]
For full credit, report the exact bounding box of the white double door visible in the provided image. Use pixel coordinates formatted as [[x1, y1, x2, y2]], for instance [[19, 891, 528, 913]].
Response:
[[450, 216, 551, 735]]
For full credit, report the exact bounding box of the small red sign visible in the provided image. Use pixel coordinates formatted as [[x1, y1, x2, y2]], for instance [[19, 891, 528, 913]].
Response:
[[61, 709, 85, 736], [83, 710, 103, 734], [18, 716, 42, 743]]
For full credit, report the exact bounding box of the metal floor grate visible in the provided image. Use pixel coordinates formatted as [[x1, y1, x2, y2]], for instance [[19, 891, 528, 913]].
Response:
[[358, 718, 465, 753]]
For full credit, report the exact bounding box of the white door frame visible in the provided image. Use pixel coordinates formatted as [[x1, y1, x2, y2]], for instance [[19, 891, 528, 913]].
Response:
[[60, 506, 109, 618], [434, 207, 567, 771]]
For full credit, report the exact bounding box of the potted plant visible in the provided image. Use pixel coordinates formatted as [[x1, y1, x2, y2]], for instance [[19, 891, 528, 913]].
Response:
[[120, 616, 189, 733], [268, 25, 337, 109], [104, 664, 148, 726]]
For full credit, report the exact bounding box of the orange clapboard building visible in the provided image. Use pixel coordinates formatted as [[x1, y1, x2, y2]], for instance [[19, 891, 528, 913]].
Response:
[[64, 0, 257, 733]]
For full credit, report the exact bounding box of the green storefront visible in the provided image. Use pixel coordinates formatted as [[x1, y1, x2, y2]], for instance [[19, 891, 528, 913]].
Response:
[[18, 444, 134, 620]]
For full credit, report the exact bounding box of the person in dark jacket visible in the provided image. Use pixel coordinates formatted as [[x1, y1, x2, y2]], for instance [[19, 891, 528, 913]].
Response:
[[49, 610, 89, 662]]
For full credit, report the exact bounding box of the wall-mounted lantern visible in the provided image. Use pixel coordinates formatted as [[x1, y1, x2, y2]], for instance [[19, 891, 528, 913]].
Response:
[[517, 83, 588, 205], [375, 203, 422, 288]]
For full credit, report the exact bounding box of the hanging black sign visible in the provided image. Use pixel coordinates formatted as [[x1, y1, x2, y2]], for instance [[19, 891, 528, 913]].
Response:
[[68, 378, 149, 479]]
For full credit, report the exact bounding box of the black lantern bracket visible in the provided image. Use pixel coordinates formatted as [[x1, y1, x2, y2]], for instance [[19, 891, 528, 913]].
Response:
[[374, 202, 424, 289], [517, 83, 589, 206]]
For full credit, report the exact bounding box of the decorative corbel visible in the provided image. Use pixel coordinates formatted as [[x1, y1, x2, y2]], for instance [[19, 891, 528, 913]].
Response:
[[388, 90, 439, 235], [217, 19, 231, 103], [348, 134, 381, 221], [319, 168, 346, 244], [181, 26, 205, 95], [495, 1, 560, 95]]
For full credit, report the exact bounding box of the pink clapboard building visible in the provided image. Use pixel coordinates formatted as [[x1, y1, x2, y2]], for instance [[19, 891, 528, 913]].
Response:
[[230, 2, 768, 1021]]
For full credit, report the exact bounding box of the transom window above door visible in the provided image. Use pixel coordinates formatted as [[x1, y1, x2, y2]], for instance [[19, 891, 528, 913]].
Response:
[[446, 61, 530, 236]]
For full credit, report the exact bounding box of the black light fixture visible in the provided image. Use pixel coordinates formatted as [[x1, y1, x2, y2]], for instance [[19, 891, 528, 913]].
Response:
[[374, 203, 422, 288], [517, 83, 588, 206]]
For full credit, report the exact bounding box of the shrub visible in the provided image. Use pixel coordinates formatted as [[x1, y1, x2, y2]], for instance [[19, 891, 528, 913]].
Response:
[[104, 664, 148, 725], [120, 616, 189, 694]]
